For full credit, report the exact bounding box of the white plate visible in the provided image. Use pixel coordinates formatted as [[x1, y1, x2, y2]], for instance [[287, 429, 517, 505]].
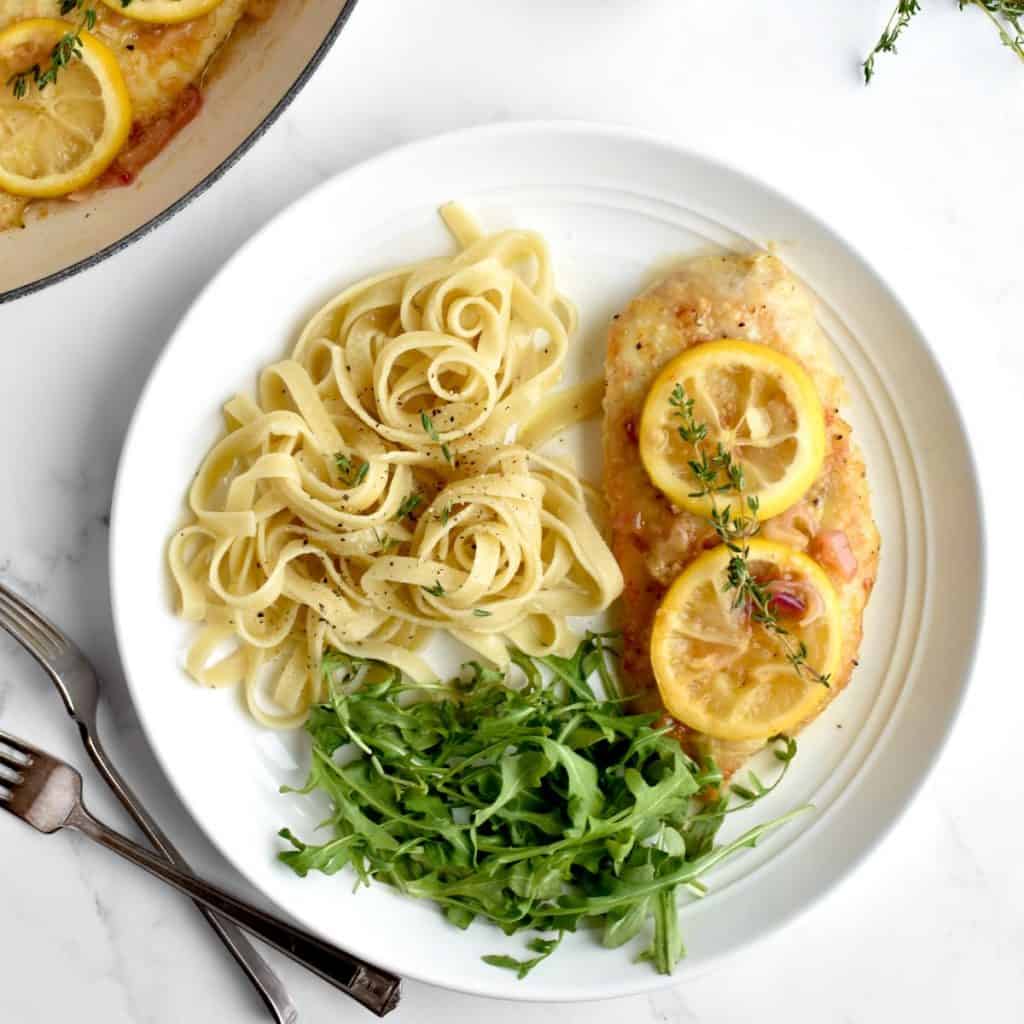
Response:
[[110, 122, 984, 1002]]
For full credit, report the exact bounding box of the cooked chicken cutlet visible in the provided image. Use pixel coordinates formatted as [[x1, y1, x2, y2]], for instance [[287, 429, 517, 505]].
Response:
[[0, 0, 249, 229], [603, 252, 879, 777]]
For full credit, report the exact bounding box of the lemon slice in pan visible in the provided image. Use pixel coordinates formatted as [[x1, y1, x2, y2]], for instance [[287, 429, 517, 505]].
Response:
[[98, 0, 226, 25], [0, 19, 131, 198]]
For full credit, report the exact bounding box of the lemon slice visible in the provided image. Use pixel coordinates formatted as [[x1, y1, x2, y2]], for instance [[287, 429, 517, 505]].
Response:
[[0, 19, 131, 199], [639, 340, 826, 520], [98, 0, 225, 24], [650, 538, 842, 741]]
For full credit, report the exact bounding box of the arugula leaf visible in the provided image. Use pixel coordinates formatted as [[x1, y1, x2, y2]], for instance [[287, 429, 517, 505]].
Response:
[[277, 828, 356, 877], [535, 737, 603, 834], [474, 751, 554, 827], [641, 888, 685, 973], [482, 933, 564, 979], [601, 890, 652, 949], [277, 636, 805, 979]]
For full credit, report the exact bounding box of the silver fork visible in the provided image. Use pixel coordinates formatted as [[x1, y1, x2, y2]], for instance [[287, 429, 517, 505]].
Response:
[[0, 583, 299, 1021], [0, 586, 305, 1019], [0, 728, 401, 1016]]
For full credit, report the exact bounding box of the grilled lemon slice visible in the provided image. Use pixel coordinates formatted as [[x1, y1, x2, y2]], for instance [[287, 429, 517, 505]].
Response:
[[650, 538, 842, 741], [98, 0, 226, 24], [639, 340, 826, 521], [0, 19, 131, 198]]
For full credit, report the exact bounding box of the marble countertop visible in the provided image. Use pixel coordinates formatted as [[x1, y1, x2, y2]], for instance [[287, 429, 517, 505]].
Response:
[[1, 3, 1021, 1022]]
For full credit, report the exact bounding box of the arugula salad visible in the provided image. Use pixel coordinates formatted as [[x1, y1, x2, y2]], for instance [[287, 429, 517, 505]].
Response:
[[278, 634, 806, 978]]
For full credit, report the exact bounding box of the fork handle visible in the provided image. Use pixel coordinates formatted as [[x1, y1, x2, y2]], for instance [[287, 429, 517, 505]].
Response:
[[64, 803, 401, 1018], [81, 733, 299, 1024]]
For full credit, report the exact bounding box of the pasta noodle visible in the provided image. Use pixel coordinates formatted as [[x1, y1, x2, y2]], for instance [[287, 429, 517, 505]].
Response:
[[168, 205, 623, 727]]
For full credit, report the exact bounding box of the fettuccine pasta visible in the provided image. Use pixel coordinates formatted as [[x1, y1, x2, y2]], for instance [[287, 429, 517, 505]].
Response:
[[168, 205, 623, 727]]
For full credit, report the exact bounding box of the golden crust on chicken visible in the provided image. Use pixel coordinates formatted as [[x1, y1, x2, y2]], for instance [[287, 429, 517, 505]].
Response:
[[603, 252, 879, 777]]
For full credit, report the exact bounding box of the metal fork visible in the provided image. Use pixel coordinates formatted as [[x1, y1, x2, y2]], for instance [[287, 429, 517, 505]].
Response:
[[0, 583, 299, 1021], [0, 728, 401, 1016]]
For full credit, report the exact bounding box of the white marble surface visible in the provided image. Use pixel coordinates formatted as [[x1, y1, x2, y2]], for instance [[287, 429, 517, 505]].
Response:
[[0, 2, 1021, 1021]]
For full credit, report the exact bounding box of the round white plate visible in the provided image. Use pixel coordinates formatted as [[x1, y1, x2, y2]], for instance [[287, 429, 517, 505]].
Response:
[[110, 122, 984, 1002]]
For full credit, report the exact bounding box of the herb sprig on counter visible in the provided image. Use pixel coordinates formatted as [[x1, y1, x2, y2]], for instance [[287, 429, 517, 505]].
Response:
[[865, 1, 1024, 82], [668, 385, 830, 689], [277, 637, 805, 977]]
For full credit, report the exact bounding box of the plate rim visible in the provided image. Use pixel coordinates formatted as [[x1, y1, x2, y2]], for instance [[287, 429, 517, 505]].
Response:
[[0, 0, 361, 307], [108, 119, 987, 1001]]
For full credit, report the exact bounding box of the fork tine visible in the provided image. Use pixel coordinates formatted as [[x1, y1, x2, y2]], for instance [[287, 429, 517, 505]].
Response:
[[0, 732, 35, 800], [0, 729, 37, 763], [0, 732, 31, 791], [0, 585, 64, 660], [0, 748, 30, 779], [0, 582, 66, 649]]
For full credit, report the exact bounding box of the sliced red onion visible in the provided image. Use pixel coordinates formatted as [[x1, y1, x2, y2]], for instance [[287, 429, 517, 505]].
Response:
[[764, 580, 806, 617]]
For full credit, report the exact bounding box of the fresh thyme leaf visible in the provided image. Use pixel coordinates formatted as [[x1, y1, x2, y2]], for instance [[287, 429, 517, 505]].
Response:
[[438, 502, 452, 524], [422, 581, 445, 597], [670, 384, 830, 689], [420, 410, 440, 442], [420, 410, 455, 464], [863, 0, 921, 83], [964, 0, 1024, 61], [335, 452, 369, 487], [729, 783, 758, 801], [373, 529, 398, 551], [8, 1, 109, 98], [395, 493, 422, 520], [472, 608, 492, 617], [669, 383, 707, 444], [278, 636, 806, 978], [771, 733, 798, 763], [864, 1, 1024, 83]]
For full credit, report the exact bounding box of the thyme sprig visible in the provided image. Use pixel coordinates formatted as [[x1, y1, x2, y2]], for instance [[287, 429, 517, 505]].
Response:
[[669, 385, 745, 499], [864, 1, 1024, 83], [669, 385, 830, 689], [968, 0, 1024, 61], [863, 0, 921, 83], [5, 1, 128, 98], [722, 546, 832, 689]]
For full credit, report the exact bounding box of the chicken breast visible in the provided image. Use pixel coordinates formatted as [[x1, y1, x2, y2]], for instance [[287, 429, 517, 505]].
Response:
[[603, 252, 880, 777], [0, 0, 250, 228]]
